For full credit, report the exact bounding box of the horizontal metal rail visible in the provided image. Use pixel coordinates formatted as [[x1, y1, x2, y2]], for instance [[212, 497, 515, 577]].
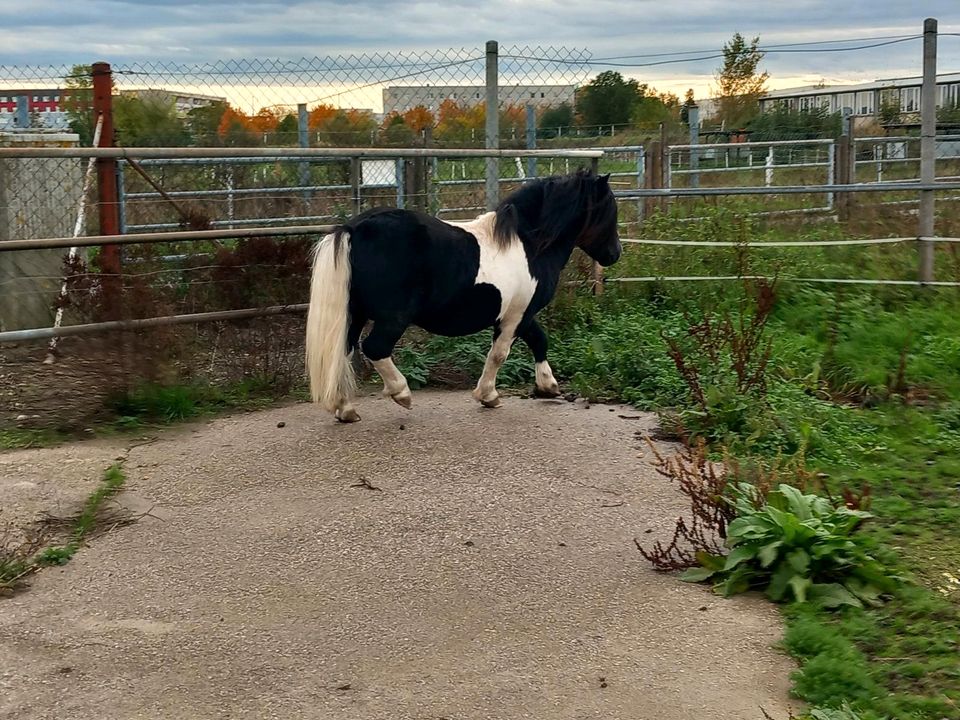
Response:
[[620, 236, 930, 247], [670, 161, 829, 175], [124, 184, 352, 199], [606, 276, 960, 287], [125, 216, 340, 232], [668, 139, 833, 151], [0, 304, 308, 344], [615, 181, 960, 198], [0, 224, 336, 252], [0, 146, 604, 160]]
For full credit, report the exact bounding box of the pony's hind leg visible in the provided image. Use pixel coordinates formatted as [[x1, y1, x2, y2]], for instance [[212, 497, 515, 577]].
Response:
[[334, 315, 367, 423], [362, 320, 413, 410], [472, 322, 518, 408]]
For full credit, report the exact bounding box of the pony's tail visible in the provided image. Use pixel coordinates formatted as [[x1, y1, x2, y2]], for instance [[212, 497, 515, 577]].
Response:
[[305, 229, 355, 412]]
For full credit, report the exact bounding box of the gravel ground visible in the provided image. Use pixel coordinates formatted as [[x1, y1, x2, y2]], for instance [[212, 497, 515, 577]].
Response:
[[0, 390, 797, 720]]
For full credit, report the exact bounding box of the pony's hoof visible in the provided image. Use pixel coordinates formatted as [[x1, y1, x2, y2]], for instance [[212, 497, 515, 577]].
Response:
[[392, 389, 413, 409], [533, 383, 561, 398], [335, 407, 361, 423], [480, 394, 502, 409]]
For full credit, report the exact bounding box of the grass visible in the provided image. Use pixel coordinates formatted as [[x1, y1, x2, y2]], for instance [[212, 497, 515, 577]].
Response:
[[1, 462, 128, 594], [0, 375, 295, 452], [541, 281, 960, 718]]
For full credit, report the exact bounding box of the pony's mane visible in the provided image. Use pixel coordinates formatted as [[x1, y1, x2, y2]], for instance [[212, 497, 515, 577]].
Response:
[[492, 168, 605, 254]]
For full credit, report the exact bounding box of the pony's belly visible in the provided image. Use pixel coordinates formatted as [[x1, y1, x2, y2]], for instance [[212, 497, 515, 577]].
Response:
[[414, 283, 502, 336]]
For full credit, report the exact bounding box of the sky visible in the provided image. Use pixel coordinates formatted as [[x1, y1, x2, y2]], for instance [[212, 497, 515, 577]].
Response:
[[1, 1, 958, 112]]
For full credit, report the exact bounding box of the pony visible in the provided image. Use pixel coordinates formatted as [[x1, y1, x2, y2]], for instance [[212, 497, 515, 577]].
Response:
[[304, 168, 621, 422]]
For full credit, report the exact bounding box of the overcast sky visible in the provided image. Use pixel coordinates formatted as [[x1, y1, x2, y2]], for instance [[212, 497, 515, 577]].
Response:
[[1, 1, 958, 103]]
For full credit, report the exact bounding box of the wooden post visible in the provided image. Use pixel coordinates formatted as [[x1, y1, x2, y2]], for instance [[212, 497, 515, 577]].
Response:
[[92, 61, 121, 318]]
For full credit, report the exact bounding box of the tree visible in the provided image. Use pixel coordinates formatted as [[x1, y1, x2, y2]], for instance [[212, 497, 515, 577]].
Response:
[[402, 105, 435, 135], [381, 113, 415, 145], [434, 100, 485, 144], [62, 64, 95, 145], [878, 90, 901, 127], [748, 103, 841, 141], [538, 103, 574, 138], [113, 93, 190, 146], [680, 88, 697, 126], [275, 114, 299, 145], [217, 105, 257, 146], [938, 99, 960, 126], [714, 33, 768, 130], [633, 85, 679, 129], [576, 71, 641, 130], [187, 101, 229, 145]]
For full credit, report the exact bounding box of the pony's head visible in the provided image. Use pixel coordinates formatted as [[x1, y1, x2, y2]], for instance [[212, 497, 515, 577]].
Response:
[[495, 168, 622, 266], [572, 171, 621, 267]]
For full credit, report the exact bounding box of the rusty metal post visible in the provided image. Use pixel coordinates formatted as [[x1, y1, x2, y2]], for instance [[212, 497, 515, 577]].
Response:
[[92, 62, 121, 317]]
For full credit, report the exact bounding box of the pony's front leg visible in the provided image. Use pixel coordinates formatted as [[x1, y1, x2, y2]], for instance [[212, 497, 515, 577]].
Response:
[[472, 323, 517, 408], [518, 319, 561, 398]]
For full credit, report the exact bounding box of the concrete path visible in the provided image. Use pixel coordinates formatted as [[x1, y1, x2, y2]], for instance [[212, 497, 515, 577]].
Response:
[[0, 391, 796, 720]]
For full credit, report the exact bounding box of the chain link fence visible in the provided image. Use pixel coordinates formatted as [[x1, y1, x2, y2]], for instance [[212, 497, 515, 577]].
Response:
[[3, 37, 960, 432]]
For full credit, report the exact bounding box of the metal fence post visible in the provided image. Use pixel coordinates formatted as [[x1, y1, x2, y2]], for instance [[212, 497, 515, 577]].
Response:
[[636, 145, 646, 222], [826, 141, 836, 212], [919, 17, 937, 285], [395, 158, 405, 209], [525, 104, 537, 179], [645, 140, 662, 217], [349, 156, 361, 216], [92, 61, 122, 317], [485, 40, 499, 211], [688, 105, 700, 189], [297, 103, 310, 201], [590, 155, 603, 295], [14, 95, 29, 128]]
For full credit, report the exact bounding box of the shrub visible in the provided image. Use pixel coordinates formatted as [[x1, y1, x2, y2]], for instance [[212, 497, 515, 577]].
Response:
[[684, 483, 897, 608]]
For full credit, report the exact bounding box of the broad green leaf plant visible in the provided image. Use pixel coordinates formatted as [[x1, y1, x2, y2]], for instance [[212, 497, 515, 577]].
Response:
[[683, 483, 897, 608]]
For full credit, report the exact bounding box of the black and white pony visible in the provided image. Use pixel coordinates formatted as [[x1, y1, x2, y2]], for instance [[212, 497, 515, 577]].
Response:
[[305, 168, 621, 422]]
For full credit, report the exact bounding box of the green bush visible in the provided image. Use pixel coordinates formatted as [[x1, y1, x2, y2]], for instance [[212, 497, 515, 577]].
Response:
[[683, 483, 896, 608]]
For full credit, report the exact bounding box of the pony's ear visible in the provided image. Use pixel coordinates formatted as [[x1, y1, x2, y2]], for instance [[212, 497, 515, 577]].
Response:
[[594, 173, 611, 194]]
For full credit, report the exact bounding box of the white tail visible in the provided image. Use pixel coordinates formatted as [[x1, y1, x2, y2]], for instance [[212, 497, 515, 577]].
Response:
[[305, 231, 355, 412]]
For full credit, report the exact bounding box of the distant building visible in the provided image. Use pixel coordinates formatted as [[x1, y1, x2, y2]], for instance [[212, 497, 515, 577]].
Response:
[[0, 89, 70, 129], [0, 87, 226, 130], [118, 88, 226, 116], [382, 84, 576, 115], [758, 71, 960, 120]]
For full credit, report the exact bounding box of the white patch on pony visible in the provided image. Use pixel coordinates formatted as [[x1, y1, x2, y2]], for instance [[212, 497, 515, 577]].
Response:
[[535, 360, 560, 395], [447, 211, 538, 325], [447, 212, 540, 408]]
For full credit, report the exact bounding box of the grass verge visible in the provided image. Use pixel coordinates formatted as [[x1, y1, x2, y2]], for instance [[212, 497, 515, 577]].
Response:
[[1, 462, 129, 595]]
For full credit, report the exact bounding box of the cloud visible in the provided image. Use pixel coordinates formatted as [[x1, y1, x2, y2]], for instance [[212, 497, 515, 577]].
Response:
[[0, 0, 957, 105]]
